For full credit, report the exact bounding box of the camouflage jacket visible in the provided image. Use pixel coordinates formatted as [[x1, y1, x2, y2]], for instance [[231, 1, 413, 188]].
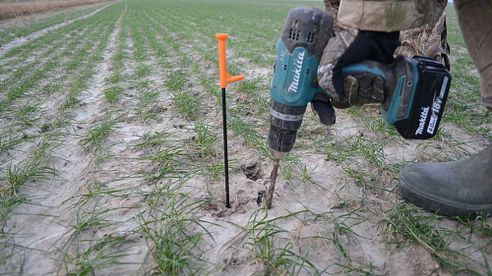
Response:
[[336, 0, 447, 31]]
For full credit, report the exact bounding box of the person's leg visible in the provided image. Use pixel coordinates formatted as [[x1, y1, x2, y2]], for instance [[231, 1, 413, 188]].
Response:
[[454, 0, 492, 110], [399, 0, 492, 217]]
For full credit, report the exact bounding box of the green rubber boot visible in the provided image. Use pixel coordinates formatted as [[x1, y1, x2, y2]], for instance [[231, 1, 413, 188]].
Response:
[[399, 145, 492, 217]]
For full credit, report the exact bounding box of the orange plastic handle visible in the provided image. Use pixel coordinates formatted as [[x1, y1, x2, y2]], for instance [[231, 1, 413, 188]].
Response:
[[216, 33, 244, 89]]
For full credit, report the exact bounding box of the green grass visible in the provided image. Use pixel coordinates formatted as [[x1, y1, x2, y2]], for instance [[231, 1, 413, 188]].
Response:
[[171, 91, 200, 121], [136, 90, 159, 120], [1, 160, 56, 229], [82, 121, 114, 151], [103, 86, 124, 104], [64, 235, 128, 275], [136, 131, 168, 149], [192, 122, 217, 158], [139, 184, 212, 275], [384, 203, 479, 274], [0, 131, 26, 154], [243, 209, 319, 275]]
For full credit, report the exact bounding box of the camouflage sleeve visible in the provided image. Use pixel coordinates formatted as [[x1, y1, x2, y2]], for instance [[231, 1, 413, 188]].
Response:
[[396, 12, 450, 69], [324, 0, 340, 17], [337, 0, 447, 32]]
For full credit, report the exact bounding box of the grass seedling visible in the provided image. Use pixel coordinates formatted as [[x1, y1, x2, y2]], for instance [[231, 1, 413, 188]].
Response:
[[145, 146, 189, 183], [384, 203, 477, 274], [172, 91, 200, 121], [15, 104, 38, 126], [137, 90, 159, 120], [136, 131, 168, 149], [474, 214, 492, 238], [301, 164, 312, 183], [103, 86, 123, 104], [81, 121, 114, 151], [73, 208, 112, 235], [77, 181, 124, 208], [65, 235, 128, 276], [165, 71, 187, 91], [332, 219, 351, 260], [135, 64, 151, 79], [192, 122, 217, 158], [205, 161, 223, 181], [1, 161, 55, 227], [0, 132, 25, 154], [229, 116, 269, 156], [139, 185, 212, 275], [243, 210, 319, 275], [346, 136, 385, 170]]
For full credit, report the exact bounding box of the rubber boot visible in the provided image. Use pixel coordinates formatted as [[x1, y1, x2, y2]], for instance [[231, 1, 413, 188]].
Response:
[[399, 145, 492, 217]]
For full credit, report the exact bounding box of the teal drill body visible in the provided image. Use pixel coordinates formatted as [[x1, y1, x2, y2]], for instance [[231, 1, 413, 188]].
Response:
[[271, 40, 324, 107], [267, 7, 332, 159]]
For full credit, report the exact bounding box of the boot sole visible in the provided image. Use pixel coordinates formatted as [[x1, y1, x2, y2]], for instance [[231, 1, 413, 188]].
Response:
[[399, 174, 492, 218]]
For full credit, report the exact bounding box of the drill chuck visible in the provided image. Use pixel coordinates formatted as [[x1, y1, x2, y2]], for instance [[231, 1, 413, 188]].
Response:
[[268, 101, 306, 159]]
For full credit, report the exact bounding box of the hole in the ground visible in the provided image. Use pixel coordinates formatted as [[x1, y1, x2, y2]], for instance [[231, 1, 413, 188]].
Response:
[[243, 163, 262, 181], [257, 191, 264, 206]]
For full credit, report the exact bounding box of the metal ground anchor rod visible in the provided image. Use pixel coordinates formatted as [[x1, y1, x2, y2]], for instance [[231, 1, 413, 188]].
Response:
[[222, 87, 231, 208], [215, 33, 244, 208]]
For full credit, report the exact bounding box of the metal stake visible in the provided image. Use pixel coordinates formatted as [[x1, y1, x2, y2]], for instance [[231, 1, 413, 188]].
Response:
[[215, 33, 244, 208], [222, 87, 231, 208]]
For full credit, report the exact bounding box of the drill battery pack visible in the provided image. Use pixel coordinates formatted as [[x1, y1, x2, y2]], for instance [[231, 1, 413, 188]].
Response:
[[383, 56, 451, 139]]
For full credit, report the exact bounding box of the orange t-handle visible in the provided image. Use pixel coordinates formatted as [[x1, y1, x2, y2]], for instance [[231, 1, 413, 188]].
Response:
[[216, 33, 244, 89]]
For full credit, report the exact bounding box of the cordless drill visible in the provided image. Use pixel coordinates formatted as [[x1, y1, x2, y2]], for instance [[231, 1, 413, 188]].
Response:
[[268, 7, 452, 160], [268, 7, 333, 160]]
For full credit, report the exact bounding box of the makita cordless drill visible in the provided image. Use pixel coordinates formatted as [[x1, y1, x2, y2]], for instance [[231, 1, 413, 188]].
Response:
[[268, 7, 332, 160], [268, 7, 452, 160]]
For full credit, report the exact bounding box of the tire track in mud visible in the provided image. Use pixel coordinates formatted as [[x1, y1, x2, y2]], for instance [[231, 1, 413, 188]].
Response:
[[0, 7, 131, 275], [0, 3, 113, 59]]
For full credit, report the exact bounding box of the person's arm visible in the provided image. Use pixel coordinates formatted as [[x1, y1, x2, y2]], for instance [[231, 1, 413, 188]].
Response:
[[317, 0, 447, 108], [337, 0, 447, 32]]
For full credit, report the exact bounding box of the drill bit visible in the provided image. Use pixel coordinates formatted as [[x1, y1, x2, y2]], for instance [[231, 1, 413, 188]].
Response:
[[264, 159, 280, 209]]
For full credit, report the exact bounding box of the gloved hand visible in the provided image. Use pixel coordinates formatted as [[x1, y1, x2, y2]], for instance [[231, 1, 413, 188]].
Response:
[[317, 29, 400, 108], [311, 92, 336, 125]]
